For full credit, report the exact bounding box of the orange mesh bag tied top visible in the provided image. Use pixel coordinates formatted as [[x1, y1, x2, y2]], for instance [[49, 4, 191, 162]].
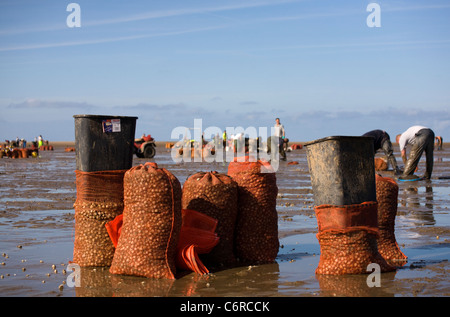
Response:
[[375, 174, 407, 261], [182, 171, 238, 267], [314, 201, 396, 275], [109, 162, 181, 279], [73, 170, 127, 267], [176, 209, 220, 275], [227, 156, 279, 264]]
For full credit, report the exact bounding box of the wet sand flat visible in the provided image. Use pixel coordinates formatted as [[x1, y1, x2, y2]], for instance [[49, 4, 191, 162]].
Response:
[[0, 142, 449, 297]]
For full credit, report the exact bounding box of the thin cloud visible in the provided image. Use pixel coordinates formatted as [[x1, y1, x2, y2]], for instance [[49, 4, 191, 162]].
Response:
[[8, 99, 95, 110], [113, 102, 214, 118], [240, 101, 259, 106], [0, 25, 226, 52], [382, 3, 450, 12], [84, 0, 303, 27], [0, 0, 302, 36]]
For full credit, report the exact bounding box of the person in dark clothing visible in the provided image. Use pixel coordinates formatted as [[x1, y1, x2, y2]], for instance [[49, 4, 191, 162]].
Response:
[[363, 129, 401, 174]]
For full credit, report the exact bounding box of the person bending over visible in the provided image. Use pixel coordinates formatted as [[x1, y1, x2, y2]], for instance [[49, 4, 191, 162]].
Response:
[[397, 125, 435, 180], [363, 129, 401, 175]]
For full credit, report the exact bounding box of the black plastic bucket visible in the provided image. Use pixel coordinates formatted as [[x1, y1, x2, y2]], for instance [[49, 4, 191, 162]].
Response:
[[304, 136, 376, 206], [74, 115, 138, 172]]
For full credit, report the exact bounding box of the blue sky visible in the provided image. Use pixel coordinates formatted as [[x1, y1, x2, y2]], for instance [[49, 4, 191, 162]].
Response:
[[1, 0, 449, 142]]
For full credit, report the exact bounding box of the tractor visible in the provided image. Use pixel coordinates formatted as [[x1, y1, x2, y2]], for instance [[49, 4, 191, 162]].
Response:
[[134, 134, 156, 158]]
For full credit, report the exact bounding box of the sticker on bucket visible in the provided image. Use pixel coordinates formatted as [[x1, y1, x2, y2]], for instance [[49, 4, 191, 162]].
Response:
[[102, 119, 121, 133]]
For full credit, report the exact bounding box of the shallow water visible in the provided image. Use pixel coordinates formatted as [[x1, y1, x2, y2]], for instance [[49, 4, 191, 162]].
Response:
[[0, 145, 449, 297]]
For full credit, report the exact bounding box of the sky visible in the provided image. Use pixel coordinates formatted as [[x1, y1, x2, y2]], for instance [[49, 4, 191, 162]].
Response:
[[1, 0, 449, 142]]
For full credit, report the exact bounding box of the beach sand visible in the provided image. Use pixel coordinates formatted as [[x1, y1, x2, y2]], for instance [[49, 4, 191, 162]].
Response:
[[0, 142, 449, 298]]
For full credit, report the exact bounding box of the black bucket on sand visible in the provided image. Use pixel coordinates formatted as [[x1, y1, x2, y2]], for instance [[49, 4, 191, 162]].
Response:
[[74, 114, 138, 172], [304, 136, 376, 206]]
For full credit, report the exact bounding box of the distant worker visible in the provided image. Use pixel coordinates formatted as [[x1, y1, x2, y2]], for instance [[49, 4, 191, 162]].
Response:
[[267, 117, 287, 161], [396, 125, 435, 180], [435, 136, 443, 150], [38, 135, 43, 147], [363, 129, 401, 174], [222, 130, 227, 148]]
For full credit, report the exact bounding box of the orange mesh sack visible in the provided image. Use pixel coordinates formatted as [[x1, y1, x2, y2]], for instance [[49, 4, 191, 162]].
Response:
[[315, 202, 395, 275], [375, 175, 407, 261], [227, 157, 279, 264], [73, 170, 126, 267], [182, 172, 238, 267], [109, 162, 181, 279]]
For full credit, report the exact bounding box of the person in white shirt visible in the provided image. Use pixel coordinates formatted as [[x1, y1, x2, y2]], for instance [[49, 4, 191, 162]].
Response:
[[397, 125, 435, 180], [274, 118, 285, 139], [268, 118, 287, 161]]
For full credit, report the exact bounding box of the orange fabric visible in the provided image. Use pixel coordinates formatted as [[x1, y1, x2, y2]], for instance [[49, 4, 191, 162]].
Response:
[[178, 227, 219, 254], [175, 209, 220, 275], [181, 209, 218, 234], [314, 201, 379, 234], [176, 245, 209, 275], [105, 214, 123, 248], [374, 157, 388, 171]]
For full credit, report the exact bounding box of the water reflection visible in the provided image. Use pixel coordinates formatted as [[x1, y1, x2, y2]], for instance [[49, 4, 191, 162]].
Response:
[[74, 263, 282, 297], [74, 267, 177, 297], [315, 271, 398, 297], [399, 183, 435, 226]]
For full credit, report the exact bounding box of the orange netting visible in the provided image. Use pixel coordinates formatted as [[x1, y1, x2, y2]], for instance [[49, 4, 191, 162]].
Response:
[[315, 201, 379, 234], [316, 230, 395, 275], [375, 174, 407, 261], [227, 156, 279, 264], [314, 201, 396, 275], [227, 155, 275, 174], [109, 162, 181, 279], [73, 170, 127, 267], [176, 209, 220, 275], [182, 171, 238, 267]]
